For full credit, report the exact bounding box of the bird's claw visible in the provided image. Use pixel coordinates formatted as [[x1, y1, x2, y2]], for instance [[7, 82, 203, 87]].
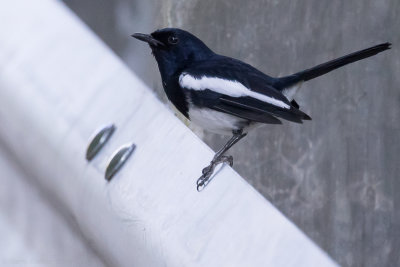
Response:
[[224, 155, 234, 167], [196, 155, 234, 192], [202, 165, 212, 175], [197, 173, 211, 191]]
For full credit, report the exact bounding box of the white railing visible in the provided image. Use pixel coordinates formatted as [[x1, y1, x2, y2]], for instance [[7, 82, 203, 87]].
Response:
[[0, 0, 337, 266]]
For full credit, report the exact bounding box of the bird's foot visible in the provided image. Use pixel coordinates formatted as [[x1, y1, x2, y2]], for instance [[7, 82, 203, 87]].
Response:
[[197, 155, 233, 191]]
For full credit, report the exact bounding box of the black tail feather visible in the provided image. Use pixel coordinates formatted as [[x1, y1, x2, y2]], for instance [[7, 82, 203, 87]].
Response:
[[276, 43, 391, 89]]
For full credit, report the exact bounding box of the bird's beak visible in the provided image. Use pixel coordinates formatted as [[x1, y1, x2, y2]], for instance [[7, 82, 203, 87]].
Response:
[[131, 33, 164, 47]]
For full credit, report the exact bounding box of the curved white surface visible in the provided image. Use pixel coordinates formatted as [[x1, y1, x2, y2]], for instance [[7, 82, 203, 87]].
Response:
[[0, 0, 337, 266]]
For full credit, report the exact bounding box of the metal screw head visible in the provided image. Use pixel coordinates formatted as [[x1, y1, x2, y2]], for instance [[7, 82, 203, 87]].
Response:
[[86, 124, 116, 161], [105, 143, 136, 181]]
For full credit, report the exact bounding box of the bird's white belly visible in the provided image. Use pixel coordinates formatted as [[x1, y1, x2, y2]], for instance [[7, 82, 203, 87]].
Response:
[[188, 107, 249, 135]]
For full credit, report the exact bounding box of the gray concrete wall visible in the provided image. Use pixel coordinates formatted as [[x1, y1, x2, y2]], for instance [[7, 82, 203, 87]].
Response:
[[63, 1, 399, 266]]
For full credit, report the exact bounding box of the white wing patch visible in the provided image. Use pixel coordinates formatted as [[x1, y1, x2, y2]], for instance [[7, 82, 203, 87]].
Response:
[[179, 73, 290, 109]]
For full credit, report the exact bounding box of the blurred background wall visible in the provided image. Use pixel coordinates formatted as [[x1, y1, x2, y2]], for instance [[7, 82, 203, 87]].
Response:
[[62, 1, 399, 266]]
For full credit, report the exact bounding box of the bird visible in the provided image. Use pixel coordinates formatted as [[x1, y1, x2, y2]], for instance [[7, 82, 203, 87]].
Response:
[[132, 28, 391, 191]]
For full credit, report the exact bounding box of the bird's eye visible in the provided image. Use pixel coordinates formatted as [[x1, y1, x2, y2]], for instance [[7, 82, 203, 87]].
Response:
[[168, 36, 179, 45]]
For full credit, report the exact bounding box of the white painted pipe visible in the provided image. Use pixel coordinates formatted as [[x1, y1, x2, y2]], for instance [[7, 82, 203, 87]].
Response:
[[0, 145, 106, 266], [0, 0, 337, 266]]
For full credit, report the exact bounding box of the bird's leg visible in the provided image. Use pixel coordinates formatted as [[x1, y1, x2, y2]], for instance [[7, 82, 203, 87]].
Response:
[[213, 130, 247, 162], [197, 130, 247, 191]]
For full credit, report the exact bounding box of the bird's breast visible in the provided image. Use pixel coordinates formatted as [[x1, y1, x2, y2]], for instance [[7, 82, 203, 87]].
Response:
[[188, 105, 252, 135]]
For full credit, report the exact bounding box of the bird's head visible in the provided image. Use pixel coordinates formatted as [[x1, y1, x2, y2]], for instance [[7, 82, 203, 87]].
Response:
[[132, 28, 214, 80]]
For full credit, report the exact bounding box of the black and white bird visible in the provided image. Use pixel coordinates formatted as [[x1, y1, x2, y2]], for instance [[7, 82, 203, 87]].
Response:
[[132, 28, 391, 191]]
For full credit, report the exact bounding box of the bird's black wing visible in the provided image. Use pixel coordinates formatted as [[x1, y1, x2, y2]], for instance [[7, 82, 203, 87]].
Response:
[[181, 56, 311, 124], [187, 89, 283, 124]]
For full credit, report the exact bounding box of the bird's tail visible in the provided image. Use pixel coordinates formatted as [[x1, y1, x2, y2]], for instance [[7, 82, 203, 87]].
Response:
[[276, 42, 391, 89]]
